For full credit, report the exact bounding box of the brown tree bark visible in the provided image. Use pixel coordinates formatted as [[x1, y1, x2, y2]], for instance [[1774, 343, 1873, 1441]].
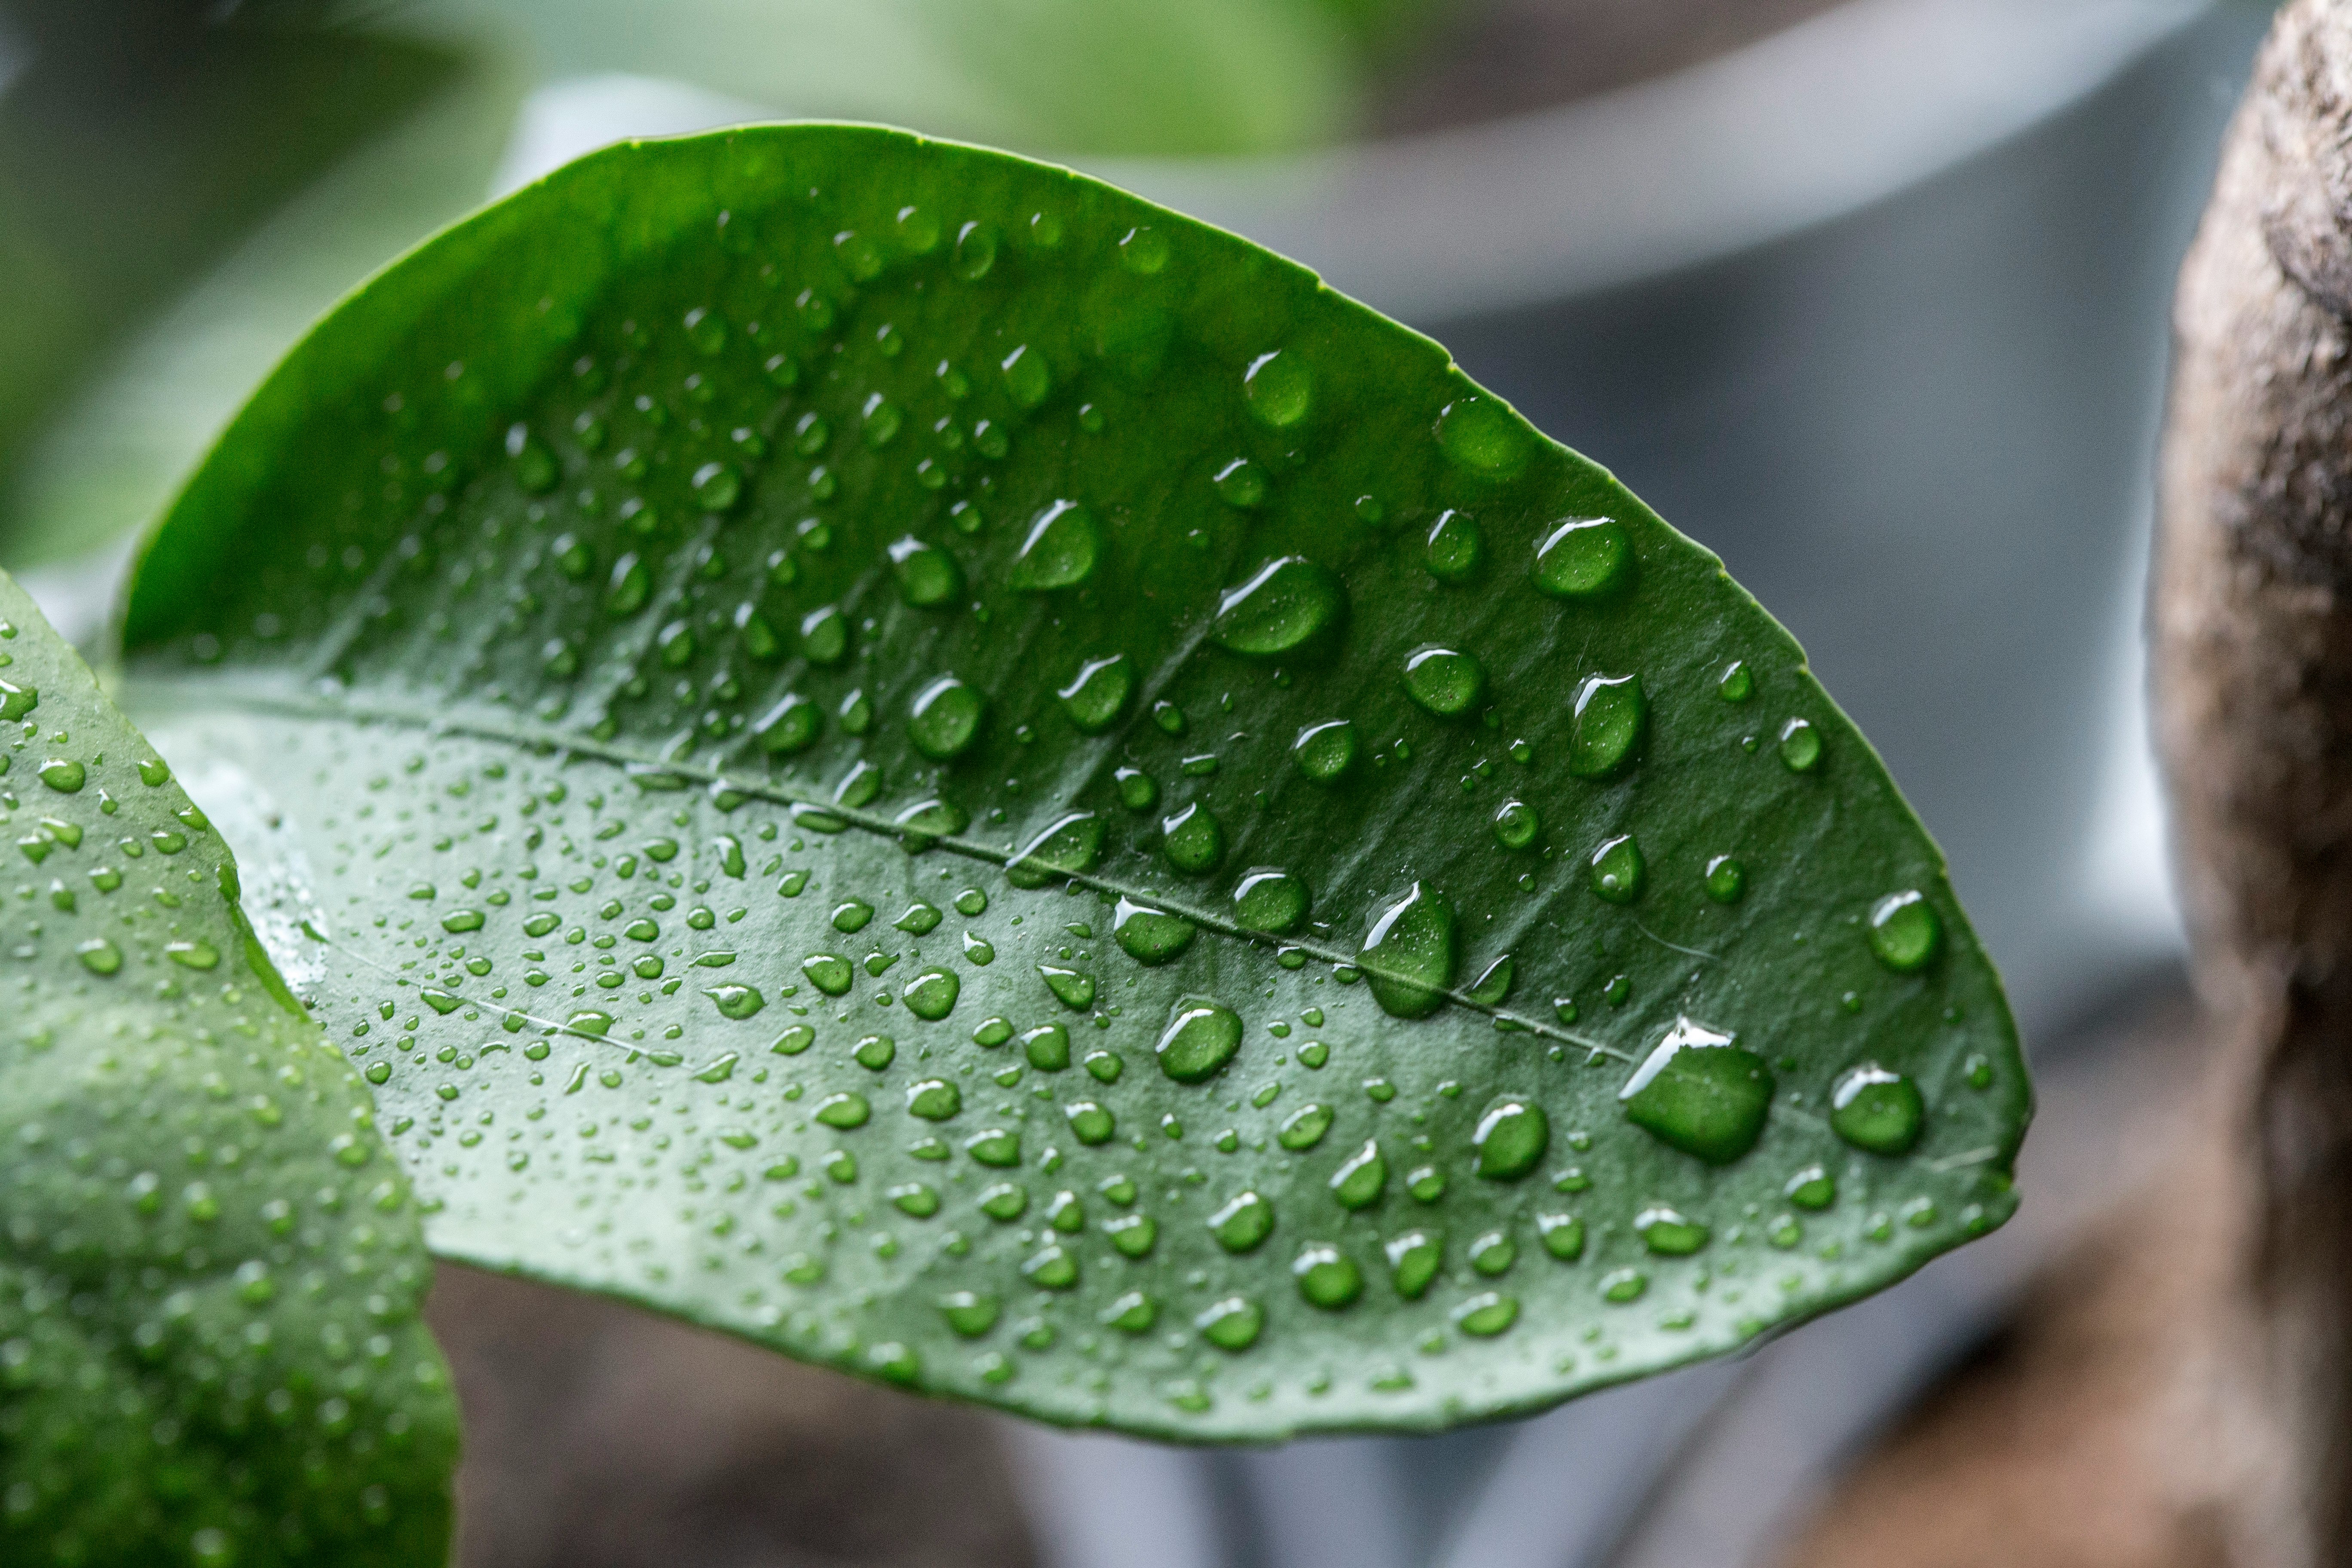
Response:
[[2154, 1, 2352, 1561]]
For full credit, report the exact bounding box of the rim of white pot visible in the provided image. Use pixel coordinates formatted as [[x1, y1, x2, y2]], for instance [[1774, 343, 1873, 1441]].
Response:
[[496, 0, 2211, 325], [1090, 0, 2213, 322]]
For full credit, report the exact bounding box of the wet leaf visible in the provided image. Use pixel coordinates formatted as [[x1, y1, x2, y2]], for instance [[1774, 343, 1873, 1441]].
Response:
[[118, 126, 2028, 1439], [0, 574, 456, 1565]]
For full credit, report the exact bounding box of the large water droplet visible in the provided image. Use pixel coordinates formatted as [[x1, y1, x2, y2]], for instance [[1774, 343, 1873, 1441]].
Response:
[[1359, 882, 1457, 1019], [1007, 812, 1104, 888], [1243, 350, 1311, 429], [1568, 674, 1646, 778], [1010, 499, 1101, 592], [1830, 1063, 1924, 1154], [1156, 997, 1241, 1084], [1867, 890, 1942, 972], [1058, 654, 1132, 733], [1212, 557, 1344, 657], [908, 676, 986, 760], [1619, 1018, 1774, 1165], [1533, 518, 1631, 599], [1403, 646, 1484, 717], [1231, 868, 1308, 933]]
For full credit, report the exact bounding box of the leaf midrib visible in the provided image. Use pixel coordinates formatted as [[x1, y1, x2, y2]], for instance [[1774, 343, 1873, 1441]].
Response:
[[128, 671, 1640, 1059]]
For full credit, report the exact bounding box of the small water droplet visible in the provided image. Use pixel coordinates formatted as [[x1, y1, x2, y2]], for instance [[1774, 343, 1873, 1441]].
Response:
[[1435, 394, 1526, 476], [1424, 510, 1483, 584], [1156, 997, 1241, 1084], [1293, 720, 1357, 783], [1635, 1205, 1709, 1255], [1568, 674, 1645, 778], [1452, 1292, 1519, 1337], [1195, 1296, 1262, 1350], [1779, 717, 1822, 772], [1403, 646, 1484, 717], [1112, 898, 1195, 965], [1213, 557, 1344, 656], [906, 1079, 962, 1120], [1039, 965, 1096, 1011], [1587, 835, 1644, 903], [1532, 517, 1632, 599], [803, 953, 854, 995], [950, 222, 997, 281], [76, 938, 121, 975], [888, 536, 964, 607], [1705, 856, 1746, 903], [903, 968, 960, 1020], [1830, 1063, 1924, 1154], [756, 692, 820, 755], [1058, 654, 1133, 733], [1243, 350, 1311, 429], [1384, 1230, 1443, 1298], [1466, 955, 1515, 1006], [38, 760, 84, 793], [1493, 798, 1539, 850], [1115, 767, 1159, 812], [1292, 1243, 1363, 1309], [1001, 344, 1052, 409], [1785, 1166, 1836, 1209], [908, 675, 986, 760], [1867, 890, 1942, 972], [815, 1091, 870, 1129], [1161, 802, 1224, 875], [1472, 1098, 1548, 1179], [1008, 812, 1104, 888], [692, 461, 743, 512], [1329, 1140, 1387, 1209], [1010, 500, 1100, 591], [1210, 1190, 1274, 1252], [1231, 868, 1308, 933]]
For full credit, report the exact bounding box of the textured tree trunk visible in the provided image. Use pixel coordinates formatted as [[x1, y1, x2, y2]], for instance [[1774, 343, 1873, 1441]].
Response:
[[2153, 2, 2352, 1562]]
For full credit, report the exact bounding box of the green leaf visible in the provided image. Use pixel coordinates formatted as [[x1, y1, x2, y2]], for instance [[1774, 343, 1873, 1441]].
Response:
[[0, 574, 456, 1563], [116, 125, 2029, 1439]]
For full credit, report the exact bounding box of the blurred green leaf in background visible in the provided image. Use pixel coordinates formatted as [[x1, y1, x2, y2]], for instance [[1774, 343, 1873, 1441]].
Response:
[[0, 0, 1439, 572]]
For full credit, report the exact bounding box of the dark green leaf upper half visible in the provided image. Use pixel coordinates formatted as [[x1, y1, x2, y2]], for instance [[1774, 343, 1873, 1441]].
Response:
[[116, 125, 2028, 1439], [0, 574, 455, 1567]]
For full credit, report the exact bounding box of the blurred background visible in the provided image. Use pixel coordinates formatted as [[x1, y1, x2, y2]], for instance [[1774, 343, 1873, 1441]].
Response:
[[0, 0, 2282, 1563]]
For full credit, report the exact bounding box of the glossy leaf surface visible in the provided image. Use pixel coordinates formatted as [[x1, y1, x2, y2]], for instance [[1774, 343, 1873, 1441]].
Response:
[[119, 125, 2028, 1439], [0, 574, 456, 1565]]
